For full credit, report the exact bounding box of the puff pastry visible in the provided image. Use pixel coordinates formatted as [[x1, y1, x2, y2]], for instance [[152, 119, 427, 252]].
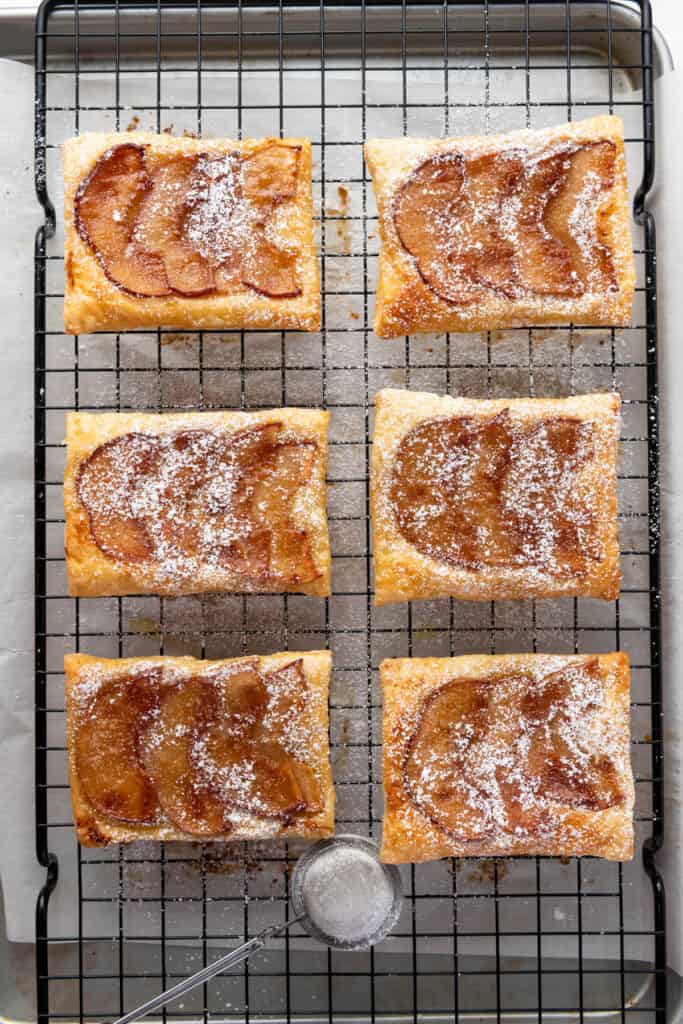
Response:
[[65, 408, 331, 597], [365, 116, 635, 338], [371, 388, 620, 604], [62, 132, 320, 334], [65, 651, 335, 847], [381, 652, 633, 863]]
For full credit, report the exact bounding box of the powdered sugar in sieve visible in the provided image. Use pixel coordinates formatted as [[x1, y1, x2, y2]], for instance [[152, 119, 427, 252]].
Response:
[[291, 834, 403, 950]]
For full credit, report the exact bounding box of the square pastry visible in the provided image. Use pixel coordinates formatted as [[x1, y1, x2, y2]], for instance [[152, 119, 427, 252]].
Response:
[[365, 116, 635, 337], [62, 132, 320, 333], [65, 651, 334, 846], [381, 653, 633, 863], [65, 408, 330, 597], [371, 388, 620, 604]]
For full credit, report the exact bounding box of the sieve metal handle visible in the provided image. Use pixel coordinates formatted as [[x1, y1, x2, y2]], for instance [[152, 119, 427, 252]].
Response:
[[107, 915, 305, 1024]]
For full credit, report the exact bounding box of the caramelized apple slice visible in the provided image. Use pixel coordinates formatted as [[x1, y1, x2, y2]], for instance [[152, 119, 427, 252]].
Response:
[[242, 145, 300, 203], [501, 417, 599, 575], [241, 236, 300, 297], [197, 733, 307, 819], [77, 433, 158, 563], [404, 678, 493, 838], [522, 661, 623, 812], [75, 144, 171, 297], [134, 156, 215, 296], [250, 444, 319, 583], [75, 144, 149, 261], [393, 152, 482, 305], [75, 673, 161, 824], [259, 659, 308, 742], [544, 141, 617, 293], [289, 761, 324, 815], [140, 678, 230, 837], [390, 413, 518, 571], [513, 150, 581, 297], [223, 665, 268, 735]]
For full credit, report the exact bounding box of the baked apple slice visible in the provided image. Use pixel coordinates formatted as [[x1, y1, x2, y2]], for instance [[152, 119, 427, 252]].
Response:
[[249, 444, 319, 583], [77, 433, 158, 563], [242, 144, 300, 203], [513, 150, 582, 297], [258, 659, 308, 740], [404, 678, 493, 838], [544, 141, 617, 293], [501, 417, 599, 575], [133, 156, 215, 296], [393, 151, 483, 306], [75, 143, 171, 297], [197, 732, 309, 820], [522, 661, 623, 812], [390, 412, 518, 570], [75, 673, 161, 824], [223, 664, 268, 736], [140, 678, 231, 837], [241, 236, 300, 297]]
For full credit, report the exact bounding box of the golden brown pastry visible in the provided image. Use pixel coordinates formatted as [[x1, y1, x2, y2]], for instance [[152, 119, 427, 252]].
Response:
[[65, 651, 334, 847], [381, 653, 633, 863], [62, 132, 320, 333], [65, 408, 330, 597], [365, 116, 635, 337], [371, 388, 620, 604]]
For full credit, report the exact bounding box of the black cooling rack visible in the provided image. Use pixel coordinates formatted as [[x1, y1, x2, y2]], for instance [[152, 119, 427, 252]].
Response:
[[33, 1, 665, 1021]]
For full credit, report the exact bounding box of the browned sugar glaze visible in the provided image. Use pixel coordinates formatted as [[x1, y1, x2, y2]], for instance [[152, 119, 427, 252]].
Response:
[[75, 142, 302, 299], [76, 423, 320, 587], [74, 659, 323, 835], [393, 141, 617, 305], [400, 659, 626, 843], [390, 411, 601, 578]]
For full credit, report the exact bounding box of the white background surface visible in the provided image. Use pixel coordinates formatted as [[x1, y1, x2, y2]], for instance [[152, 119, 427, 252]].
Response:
[[0, 0, 680, 974]]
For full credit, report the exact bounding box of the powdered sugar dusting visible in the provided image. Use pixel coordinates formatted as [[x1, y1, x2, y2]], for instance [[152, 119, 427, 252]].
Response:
[[388, 411, 601, 581]]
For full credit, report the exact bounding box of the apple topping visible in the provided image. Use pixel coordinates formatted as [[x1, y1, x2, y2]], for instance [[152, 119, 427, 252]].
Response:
[[76, 425, 320, 587], [241, 236, 300, 297], [77, 658, 323, 833], [402, 660, 625, 842], [404, 679, 493, 839], [242, 144, 300, 203], [75, 672, 161, 824], [74, 142, 303, 299], [75, 143, 170, 297], [133, 156, 215, 296], [392, 140, 618, 304], [390, 412, 599, 578], [543, 140, 617, 293], [76, 433, 158, 563], [140, 678, 231, 836]]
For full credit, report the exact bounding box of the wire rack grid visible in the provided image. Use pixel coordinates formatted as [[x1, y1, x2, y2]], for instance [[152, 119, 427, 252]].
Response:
[[34, 0, 664, 1022]]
